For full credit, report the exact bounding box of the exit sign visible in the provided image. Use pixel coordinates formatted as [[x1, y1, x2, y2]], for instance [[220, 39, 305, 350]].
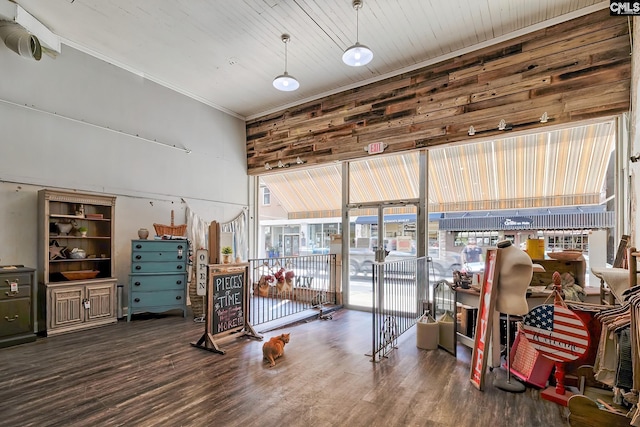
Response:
[[365, 142, 387, 155]]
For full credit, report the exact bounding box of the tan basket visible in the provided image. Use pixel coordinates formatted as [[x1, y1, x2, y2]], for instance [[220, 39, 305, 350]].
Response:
[[153, 210, 187, 236]]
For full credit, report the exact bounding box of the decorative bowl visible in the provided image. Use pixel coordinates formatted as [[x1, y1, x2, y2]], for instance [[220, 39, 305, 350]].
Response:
[[61, 270, 100, 280], [69, 248, 87, 259], [547, 250, 583, 261]]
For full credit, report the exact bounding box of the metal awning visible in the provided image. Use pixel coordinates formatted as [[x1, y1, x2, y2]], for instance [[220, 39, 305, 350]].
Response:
[[438, 206, 614, 231], [260, 120, 616, 218]]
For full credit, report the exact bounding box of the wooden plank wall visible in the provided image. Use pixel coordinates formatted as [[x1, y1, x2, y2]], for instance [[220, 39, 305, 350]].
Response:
[[246, 10, 631, 176]]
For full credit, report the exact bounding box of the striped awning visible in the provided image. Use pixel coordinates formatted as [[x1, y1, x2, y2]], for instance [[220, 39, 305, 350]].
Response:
[[260, 120, 616, 218]]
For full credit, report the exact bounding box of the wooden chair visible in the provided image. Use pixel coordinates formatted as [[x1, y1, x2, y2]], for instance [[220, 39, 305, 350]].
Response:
[[598, 236, 629, 304], [568, 394, 630, 427], [567, 365, 629, 426], [630, 247, 639, 288]]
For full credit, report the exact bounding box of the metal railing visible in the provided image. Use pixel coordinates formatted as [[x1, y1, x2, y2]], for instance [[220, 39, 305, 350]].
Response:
[[247, 254, 337, 326], [370, 256, 432, 362]]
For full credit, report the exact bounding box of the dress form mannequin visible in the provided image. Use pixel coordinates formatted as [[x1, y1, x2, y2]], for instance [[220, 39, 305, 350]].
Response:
[[494, 239, 533, 392], [495, 240, 533, 316]]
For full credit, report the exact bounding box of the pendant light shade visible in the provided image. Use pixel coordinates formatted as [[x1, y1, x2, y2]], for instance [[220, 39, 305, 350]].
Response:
[[273, 71, 299, 91], [273, 34, 299, 91], [343, 0, 373, 67], [342, 42, 373, 67]]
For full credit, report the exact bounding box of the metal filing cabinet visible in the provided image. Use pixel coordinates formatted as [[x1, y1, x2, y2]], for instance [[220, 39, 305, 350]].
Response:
[[127, 240, 188, 321]]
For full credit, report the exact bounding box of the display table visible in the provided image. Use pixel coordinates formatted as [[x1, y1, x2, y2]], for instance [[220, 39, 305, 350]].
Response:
[[455, 288, 554, 368]]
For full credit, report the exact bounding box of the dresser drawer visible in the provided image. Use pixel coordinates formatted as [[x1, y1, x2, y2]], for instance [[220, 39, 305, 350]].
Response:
[[0, 281, 31, 301], [0, 273, 32, 300], [0, 299, 31, 336], [132, 240, 188, 253], [131, 261, 186, 273], [130, 274, 186, 291], [130, 290, 184, 308], [131, 251, 186, 262]]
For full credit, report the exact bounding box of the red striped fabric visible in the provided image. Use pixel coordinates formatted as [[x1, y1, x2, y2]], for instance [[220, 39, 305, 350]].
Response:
[[522, 304, 589, 362]]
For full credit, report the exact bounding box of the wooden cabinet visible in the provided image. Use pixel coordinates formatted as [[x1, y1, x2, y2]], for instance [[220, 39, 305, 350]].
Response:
[[128, 239, 188, 321], [46, 281, 116, 332], [37, 189, 117, 336], [0, 266, 36, 348], [531, 258, 586, 286]]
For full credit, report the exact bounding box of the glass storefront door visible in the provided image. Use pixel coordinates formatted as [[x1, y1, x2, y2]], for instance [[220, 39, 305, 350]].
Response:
[[347, 204, 418, 308]]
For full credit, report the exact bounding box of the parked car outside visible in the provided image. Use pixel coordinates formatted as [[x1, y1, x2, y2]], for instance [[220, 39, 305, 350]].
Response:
[[349, 247, 376, 276], [348, 248, 463, 279]]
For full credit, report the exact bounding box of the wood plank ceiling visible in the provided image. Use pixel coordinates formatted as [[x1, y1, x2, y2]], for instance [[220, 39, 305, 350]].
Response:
[[261, 120, 616, 218]]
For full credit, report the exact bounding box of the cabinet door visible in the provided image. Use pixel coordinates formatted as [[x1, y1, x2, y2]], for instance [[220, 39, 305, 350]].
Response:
[[49, 286, 84, 329], [85, 283, 115, 321]]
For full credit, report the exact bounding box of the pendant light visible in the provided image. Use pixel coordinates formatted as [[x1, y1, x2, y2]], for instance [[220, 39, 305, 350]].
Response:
[[273, 34, 299, 91], [342, 0, 373, 67]]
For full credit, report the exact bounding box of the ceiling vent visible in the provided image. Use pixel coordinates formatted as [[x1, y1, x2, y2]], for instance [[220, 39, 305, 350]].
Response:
[[0, 21, 41, 60]]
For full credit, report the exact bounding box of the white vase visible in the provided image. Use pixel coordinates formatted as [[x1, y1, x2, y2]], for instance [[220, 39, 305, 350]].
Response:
[[56, 222, 73, 235]]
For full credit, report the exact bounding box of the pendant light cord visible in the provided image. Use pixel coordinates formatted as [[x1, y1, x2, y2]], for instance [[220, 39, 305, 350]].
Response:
[[356, 6, 359, 43], [284, 38, 288, 73]]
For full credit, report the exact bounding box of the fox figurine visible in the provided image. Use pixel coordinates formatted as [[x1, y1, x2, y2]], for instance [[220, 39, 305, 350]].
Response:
[[262, 333, 290, 367]]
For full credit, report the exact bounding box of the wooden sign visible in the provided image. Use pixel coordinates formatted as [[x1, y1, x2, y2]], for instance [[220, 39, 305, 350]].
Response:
[[522, 304, 589, 362], [470, 248, 500, 391], [212, 270, 245, 334], [191, 263, 261, 354], [196, 249, 208, 296]]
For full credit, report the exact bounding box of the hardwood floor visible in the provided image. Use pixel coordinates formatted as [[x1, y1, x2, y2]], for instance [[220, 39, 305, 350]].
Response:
[[0, 309, 569, 427]]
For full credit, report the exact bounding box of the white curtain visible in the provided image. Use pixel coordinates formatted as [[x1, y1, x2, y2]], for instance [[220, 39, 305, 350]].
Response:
[[221, 208, 248, 261], [185, 204, 248, 260]]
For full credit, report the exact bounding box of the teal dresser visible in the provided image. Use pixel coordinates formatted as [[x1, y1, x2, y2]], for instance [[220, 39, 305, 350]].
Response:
[[127, 239, 188, 321]]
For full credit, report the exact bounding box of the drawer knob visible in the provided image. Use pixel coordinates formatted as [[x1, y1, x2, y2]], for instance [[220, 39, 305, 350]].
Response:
[[177, 255, 183, 260], [135, 255, 142, 260], [134, 282, 141, 286], [135, 265, 141, 270], [134, 298, 140, 303], [177, 265, 183, 270], [135, 244, 142, 249], [4, 315, 18, 322], [176, 280, 182, 285], [177, 245, 184, 249], [176, 296, 182, 300]]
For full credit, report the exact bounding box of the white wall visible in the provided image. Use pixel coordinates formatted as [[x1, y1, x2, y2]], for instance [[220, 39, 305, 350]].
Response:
[[0, 44, 248, 303]]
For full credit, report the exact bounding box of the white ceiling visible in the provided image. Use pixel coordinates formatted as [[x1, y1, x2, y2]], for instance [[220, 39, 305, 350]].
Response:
[[12, 0, 607, 119]]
